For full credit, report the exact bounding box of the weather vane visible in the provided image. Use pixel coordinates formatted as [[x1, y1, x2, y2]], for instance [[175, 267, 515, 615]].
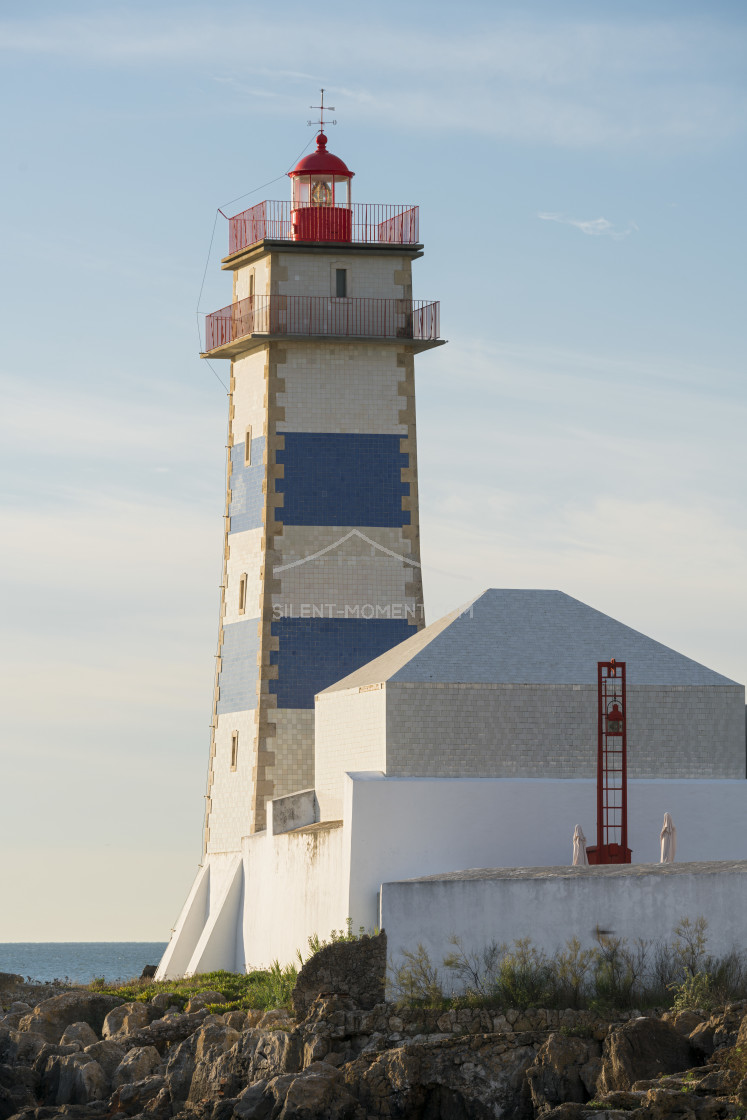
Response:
[[308, 88, 337, 131]]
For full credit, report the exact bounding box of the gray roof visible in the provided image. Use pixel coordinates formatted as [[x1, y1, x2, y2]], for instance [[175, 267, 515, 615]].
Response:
[[320, 589, 739, 692]]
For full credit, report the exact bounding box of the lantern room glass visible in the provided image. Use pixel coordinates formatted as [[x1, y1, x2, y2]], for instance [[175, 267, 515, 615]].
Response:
[[292, 174, 351, 209]]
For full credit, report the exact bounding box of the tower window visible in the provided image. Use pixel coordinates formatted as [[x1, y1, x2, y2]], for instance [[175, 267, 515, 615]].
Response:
[[238, 573, 247, 615], [335, 269, 347, 298], [230, 731, 239, 771], [244, 426, 252, 466]]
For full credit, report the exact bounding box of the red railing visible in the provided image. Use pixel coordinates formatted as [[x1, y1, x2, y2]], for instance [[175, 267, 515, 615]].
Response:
[[205, 295, 439, 351], [228, 201, 420, 254]]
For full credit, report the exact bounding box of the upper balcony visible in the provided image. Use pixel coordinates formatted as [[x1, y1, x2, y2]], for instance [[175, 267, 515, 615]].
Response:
[[202, 294, 442, 358], [226, 200, 420, 257]]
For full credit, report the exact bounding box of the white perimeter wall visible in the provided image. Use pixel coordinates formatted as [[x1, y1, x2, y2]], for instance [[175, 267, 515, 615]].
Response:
[[343, 774, 747, 936], [380, 864, 747, 983], [240, 822, 348, 969]]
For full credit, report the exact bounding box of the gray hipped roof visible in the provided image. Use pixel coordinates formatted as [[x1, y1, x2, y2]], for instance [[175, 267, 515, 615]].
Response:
[[320, 589, 739, 693]]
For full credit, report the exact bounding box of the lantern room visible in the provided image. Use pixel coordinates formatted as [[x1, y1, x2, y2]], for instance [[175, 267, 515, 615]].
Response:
[[289, 131, 354, 242]]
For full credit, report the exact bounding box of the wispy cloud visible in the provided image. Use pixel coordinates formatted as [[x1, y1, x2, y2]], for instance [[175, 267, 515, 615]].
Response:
[[0, 12, 744, 148], [538, 212, 638, 238]]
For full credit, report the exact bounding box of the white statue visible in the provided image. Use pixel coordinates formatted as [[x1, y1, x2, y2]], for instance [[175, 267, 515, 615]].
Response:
[[572, 824, 589, 866], [660, 812, 677, 863]]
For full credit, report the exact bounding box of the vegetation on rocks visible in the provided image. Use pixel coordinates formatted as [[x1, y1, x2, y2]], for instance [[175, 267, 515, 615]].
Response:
[[88, 964, 299, 1013]]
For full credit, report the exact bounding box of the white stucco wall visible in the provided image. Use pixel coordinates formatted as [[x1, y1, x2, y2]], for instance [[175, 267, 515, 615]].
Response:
[[380, 862, 747, 982], [343, 774, 747, 935], [240, 821, 347, 968]]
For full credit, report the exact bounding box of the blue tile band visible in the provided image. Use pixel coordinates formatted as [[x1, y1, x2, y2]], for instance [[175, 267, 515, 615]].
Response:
[[270, 617, 413, 708], [276, 433, 409, 527], [216, 620, 261, 715], [229, 436, 265, 534]]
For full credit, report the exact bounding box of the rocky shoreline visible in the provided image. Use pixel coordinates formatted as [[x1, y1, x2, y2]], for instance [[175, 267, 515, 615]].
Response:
[[1, 945, 746, 1120]]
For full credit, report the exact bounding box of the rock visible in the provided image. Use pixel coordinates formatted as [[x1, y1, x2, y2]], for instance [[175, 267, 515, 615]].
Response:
[[233, 1078, 272, 1120], [83, 1037, 127, 1079], [670, 1010, 706, 1037], [257, 1009, 293, 1030], [60, 1021, 99, 1048], [225, 1010, 247, 1031], [598, 1018, 696, 1093], [102, 1000, 153, 1038], [185, 990, 227, 1013], [272, 1061, 360, 1119], [187, 1022, 242, 1102], [245, 1009, 264, 1028], [18, 992, 122, 1043], [140, 965, 158, 980], [526, 1032, 601, 1113], [150, 992, 180, 1012], [293, 932, 386, 1018], [3, 1029, 46, 1065], [163, 1033, 198, 1103], [9, 1003, 31, 1014], [42, 1052, 109, 1105], [341, 1032, 537, 1119], [112, 1044, 161, 1088], [0, 1060, 37, 1119], [688, 1020, 716, 1057], [109, 1073, 165, 1115]]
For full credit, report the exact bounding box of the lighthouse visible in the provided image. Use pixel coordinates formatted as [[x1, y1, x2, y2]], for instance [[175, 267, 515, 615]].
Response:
[[156, 112, 747, 983], [197, 115, 443, 858]]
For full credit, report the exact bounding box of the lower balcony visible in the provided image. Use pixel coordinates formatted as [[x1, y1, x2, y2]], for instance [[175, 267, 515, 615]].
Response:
[[202, 295, 442, 358]]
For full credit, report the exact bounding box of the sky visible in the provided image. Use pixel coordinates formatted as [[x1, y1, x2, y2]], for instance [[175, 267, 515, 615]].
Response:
[[1, 0, 746, 942]]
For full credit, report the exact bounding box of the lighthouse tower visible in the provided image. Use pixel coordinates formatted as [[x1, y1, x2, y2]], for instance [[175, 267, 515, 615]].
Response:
[[196, 120, 442, 864]]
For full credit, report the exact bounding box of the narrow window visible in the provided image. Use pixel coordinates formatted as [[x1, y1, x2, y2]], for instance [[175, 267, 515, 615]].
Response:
[[244, 425, 252, 466], [335, 268, 347, 298], [248, 271, 254, 299], [230, 731, 239, 771], [238, 573, 247, 615]]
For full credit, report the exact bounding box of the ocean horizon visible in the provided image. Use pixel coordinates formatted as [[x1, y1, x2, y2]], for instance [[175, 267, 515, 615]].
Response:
[[0, 942, 169, 985]]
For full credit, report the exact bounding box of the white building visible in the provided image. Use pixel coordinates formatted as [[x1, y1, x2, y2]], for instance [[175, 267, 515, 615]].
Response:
[[158, 588, 747, 978], [156, 124, 747, 982]]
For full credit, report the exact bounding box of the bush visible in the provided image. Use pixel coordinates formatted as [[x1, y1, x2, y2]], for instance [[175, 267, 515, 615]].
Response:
[[391, 916, 747, 1012]]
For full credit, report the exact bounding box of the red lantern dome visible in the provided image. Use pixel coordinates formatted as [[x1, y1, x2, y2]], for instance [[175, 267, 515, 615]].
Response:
[[288, 132, 354, 242]]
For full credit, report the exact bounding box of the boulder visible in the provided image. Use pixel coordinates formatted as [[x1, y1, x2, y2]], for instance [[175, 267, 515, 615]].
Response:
[[60, 1021, 99, 1048], [526, 1032, 602, 1113], [18, 992, 122, 1043], [102, 1000, 153, 1038], [340, 1032, 538, 1119], [257, 1009, 293, 1030], [83, 1037, 127, 1079], [186, 1023, 249, 1102], [271, 1062, 359, 1120], [292, 932, 386, 1018], [42, 1052, 109, 1105], [163, 1033, 198, 1103], [669, 1010, 706, 1037], [598, 1017, 695, 1093], [185, 990, 227, 1013], [112, 1044, 161, 1088], [109, 1073, 165, 1116], [150, 992, 180, 1012]]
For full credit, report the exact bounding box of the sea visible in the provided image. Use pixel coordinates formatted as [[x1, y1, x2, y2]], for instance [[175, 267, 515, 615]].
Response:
[[0, 943, 169, 985]]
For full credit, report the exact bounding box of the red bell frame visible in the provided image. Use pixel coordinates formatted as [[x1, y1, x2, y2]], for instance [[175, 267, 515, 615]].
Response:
[[587, 660, 632, 865]]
